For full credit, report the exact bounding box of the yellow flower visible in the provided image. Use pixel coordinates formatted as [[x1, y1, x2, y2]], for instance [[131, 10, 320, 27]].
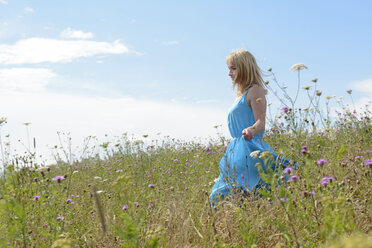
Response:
[[347, 89, 352, 94], [256, 98, 262, 103], [326, 95, 335, 100], [268, 68, 272, 72], [316, 90, 322, 96], [250, 150, 260, 159], [290, 63, 308, 72], [302, 85, 312, 90], [312, 78, 318, 82], [264, 81, 269, 85]]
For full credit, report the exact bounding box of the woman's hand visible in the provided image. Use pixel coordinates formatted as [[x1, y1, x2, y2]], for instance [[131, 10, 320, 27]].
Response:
[[242, 127, 255, 140]]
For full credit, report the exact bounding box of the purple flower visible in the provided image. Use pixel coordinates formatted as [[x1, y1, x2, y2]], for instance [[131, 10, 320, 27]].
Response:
[[283, 167, 294, 174], [33, 177, 38, 182], [134, 202, 140, 207], [52, 175, 65, 183], [66, 198, 72, 203], [122, 205, 128, 211], [288, 175, 299, 182], [355, 156, 363, 159], [317, 159, 328, 165], [280, 106, 289, 113], [302, 190, 315, 197], [279, 198, 288, 202], [148, 184, 155, 188], [364, 159, 372, 166], [56, 216, 64, 221], [33, 195, 41, 201], [321, 176, 335, 186]]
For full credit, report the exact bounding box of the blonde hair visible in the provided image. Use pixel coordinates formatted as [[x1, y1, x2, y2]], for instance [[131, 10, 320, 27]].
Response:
[[226, 49, 264, 94]]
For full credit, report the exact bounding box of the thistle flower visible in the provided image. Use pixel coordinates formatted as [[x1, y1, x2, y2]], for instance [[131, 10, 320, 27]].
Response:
[[134, 202, 140, 207], [364, 159, 372, 166], [321, 176, 335, 186], [52, 175, 65, 183], [33, 195, 41, 201], [279, 198, 288, 202], [283, 167, 294, 174], [122, 205, 128, 211], [148, 184, 155, 188], [280, 106, 289, 113], [56, 216, 64, 221], [317, 159, 328, 165], [290, 63, 308, 72], [288, 175, 299, 182]]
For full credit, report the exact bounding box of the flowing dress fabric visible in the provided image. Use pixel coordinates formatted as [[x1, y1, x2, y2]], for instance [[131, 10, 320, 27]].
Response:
[[209, 90, 293, 206]]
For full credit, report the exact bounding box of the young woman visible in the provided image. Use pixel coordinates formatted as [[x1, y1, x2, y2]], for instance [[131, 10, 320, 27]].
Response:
[[209, 49, 294, 206]]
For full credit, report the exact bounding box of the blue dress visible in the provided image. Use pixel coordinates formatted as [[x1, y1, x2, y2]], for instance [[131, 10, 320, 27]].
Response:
[[209, 89, 293, 206]]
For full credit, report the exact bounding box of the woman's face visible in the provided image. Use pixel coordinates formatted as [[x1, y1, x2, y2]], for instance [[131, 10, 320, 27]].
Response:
[[227, 62, 237, 82]]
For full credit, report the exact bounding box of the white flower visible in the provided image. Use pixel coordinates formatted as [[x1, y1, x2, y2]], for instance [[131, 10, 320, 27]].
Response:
[[290, 63, 308, 72], [250, 150, 260, 159], [326, 95, 336, 100], [94, 176, 102, 180]]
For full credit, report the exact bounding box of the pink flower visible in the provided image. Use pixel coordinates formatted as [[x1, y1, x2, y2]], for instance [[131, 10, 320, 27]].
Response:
[[283, 167, 294, 174], [122, 205, 128, 211], [148, 184, 155, 188], [33, 195, 41, 201], [317, 159, 328, 165], [52, 175, 65, 183]]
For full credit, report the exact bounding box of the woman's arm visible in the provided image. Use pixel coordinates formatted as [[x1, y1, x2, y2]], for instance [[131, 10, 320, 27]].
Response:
[[242, 84, 267, 140]]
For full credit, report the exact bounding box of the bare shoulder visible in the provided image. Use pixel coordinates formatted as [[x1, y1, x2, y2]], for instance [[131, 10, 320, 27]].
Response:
[[246, 84, 266, 103]]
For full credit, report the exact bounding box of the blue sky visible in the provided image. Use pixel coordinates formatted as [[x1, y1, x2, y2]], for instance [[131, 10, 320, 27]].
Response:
[[0, 0, 371, 163]]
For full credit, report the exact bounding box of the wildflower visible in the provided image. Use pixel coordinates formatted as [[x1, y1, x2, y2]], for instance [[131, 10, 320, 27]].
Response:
[[316, 90, 322, 96], [279, 198, 288, 202], [134, 202, 140, 207], [122, 205, 128, 211], [317, 159, 328, 165], [0, 117, 7, 125], [94, 176, 102, 180], [283, 167, 294, 174], [326, 95, 335, 100], [302, 85, 312, 90], [355, 155, 363, 159], [268, 68, 272, 72], [96, 190, 104, 194], [148, 184, 155, 188], [288, 175, 299, 182], [290, 63, 308, 71], [66, 198, 72, 203], [302, 190, 315, 197], [347, 89, 352, 94], [72, 170, 79, 174], [312, 78, 318, 83], [256, 97, 262, 103], [33, 195, 41, 201], [280, 106, 289, 113], [364, 159, 372, 166], [264, 81, 269, 85], [56, 216, 64, 221], [321, 176, 335, 186], [52, 175, 65, 183], [259, 151, 273, 160], [33, 177, 38, 182], [250, 150, 260, 159]]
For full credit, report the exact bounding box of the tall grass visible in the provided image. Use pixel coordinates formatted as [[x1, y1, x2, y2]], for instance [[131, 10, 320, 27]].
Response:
[[0, 65, 371, 247]]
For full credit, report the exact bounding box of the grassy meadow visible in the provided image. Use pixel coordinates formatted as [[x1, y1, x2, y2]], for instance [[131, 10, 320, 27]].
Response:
[[1, 68, 371, 247]]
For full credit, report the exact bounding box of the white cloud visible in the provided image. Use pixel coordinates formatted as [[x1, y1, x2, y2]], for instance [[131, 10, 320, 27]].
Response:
[[0, 90, 227, 164], [347, 78, 372, 112], [24, 7, 34, 13], [162, 40, 179, 46], [0, 68, 55, 91], [0, 0, 7, 5], [60, 27, 94, 39], [0, 38, 129, 64]]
